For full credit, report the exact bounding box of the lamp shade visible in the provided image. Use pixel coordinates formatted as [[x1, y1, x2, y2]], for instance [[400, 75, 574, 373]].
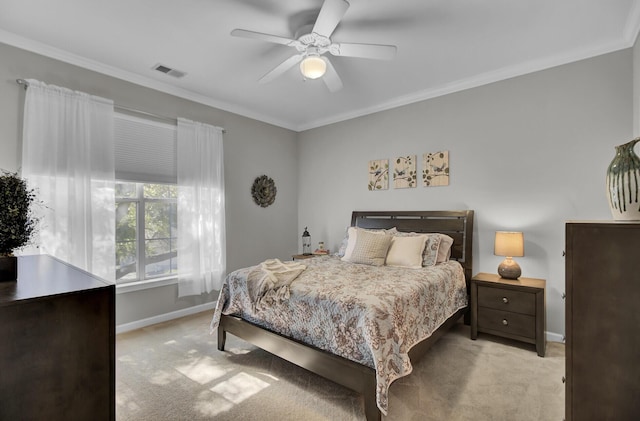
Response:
[[300, 56, 326, 79], [494, 231, 524, 257]]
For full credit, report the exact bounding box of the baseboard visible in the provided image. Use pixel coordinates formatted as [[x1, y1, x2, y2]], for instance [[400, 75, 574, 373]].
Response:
[[116, 303, 566, 343], [546, 331, 564, 343], [116, 301, 216, 334]]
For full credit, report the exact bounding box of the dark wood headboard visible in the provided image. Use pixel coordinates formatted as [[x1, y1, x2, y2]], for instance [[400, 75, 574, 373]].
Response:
[[351, 210, 474, 282]]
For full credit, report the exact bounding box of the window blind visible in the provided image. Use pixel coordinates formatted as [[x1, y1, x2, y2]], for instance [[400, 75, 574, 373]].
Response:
[[114, 113, 177, 184]]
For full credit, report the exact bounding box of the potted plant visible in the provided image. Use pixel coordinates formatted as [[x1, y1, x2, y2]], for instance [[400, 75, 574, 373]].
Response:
[[0, 171, 39, 281]]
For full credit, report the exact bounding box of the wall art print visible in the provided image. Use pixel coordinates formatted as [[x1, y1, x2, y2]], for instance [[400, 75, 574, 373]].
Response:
[[423, 151, 450, 187], [368, 159, 389, 190], [393, 155, 417, 188]]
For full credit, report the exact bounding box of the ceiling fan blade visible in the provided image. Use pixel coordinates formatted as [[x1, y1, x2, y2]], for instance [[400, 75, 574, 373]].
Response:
[[322, 58, 343, 92], [331, 42, 397, 60], [312, 0, 350, 38], [231, 29, 297, 47], [259, 54, 305, 84]]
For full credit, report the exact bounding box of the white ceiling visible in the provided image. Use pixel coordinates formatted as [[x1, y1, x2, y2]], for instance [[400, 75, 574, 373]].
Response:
[[1, 0, 639, 131]]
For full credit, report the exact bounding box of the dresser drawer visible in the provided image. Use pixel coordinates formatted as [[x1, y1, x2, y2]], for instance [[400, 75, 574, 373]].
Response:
[[477, 307, 535, 339], [477, 285, 536, 315]]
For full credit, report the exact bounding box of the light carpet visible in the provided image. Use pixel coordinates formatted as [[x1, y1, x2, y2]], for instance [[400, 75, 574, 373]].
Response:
[[116, 311, 564, 420]]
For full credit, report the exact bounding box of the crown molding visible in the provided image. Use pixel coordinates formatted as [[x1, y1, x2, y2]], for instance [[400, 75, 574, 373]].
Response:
[[295, 37, 631, 132], [0, 29, 298, 132], [2, 17, 637, 134], [624, 0, 640, 46]]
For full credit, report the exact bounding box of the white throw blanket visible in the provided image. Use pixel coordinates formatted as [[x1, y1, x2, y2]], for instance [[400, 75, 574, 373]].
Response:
[[247, 259, 306, 310]]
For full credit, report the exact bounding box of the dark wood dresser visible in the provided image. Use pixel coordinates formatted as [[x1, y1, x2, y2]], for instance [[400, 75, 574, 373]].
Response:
[[0, 255, 115, 421], [565, 222, 640, 420]]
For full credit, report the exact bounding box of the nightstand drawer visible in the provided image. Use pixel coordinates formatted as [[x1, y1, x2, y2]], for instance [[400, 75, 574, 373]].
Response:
[[477, 307, 535, 338], [477, 285, 535, 315]]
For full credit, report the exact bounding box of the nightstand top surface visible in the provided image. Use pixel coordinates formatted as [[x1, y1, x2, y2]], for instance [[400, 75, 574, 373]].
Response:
[[291, 254, 315, 259], [472, 272, 545, 289]]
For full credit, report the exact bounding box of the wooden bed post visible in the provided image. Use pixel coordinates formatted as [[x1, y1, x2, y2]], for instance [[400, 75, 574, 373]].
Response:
[[217, 321, 226, 351], [363, 375, 382, 421]]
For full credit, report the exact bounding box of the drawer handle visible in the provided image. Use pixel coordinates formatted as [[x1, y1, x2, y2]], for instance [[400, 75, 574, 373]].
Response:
[[502, 297, 509, 304], [502, 319, 508, 326], [562, 376, 566, 384]]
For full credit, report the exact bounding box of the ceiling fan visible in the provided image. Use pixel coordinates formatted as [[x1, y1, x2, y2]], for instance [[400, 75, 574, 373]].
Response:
[[231, 0, 397, 92]]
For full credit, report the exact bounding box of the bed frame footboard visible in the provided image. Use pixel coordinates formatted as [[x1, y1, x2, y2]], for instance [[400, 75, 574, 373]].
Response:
[[218, 313, 381, 420], [217, 306, 467, 421]]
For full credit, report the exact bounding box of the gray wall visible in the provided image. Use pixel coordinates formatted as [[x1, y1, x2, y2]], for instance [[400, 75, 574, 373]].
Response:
[[297, 49, 634, 339], [2, 39, 637, 336], [0, 42, 299, 326]]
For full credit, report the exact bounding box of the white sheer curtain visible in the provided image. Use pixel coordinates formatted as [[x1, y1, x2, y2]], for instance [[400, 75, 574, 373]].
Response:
[[21, 79, 115, 282], [177, 118, 226, 296]]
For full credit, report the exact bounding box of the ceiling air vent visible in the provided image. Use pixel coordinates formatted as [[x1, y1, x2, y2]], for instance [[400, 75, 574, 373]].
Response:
[[152, 63, 187, 78]]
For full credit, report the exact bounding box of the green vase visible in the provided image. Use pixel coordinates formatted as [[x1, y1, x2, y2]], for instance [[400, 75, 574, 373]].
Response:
[[606, 138, 640, 220]]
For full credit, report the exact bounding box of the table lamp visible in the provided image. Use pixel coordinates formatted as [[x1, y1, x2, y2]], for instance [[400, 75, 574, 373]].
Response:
[[494, 231, 524, 279]]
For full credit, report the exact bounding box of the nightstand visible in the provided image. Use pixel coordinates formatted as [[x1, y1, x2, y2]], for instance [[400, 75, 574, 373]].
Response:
[[470, 272, 546, 357], [291, 254, 315, 261]]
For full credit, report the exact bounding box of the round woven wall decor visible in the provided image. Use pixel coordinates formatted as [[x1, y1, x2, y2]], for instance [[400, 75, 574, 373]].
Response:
[[251, 175, 277, 208]]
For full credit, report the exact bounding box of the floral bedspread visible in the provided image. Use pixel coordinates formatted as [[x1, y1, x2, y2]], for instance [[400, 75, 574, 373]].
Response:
[[210, 255, 468, 415]]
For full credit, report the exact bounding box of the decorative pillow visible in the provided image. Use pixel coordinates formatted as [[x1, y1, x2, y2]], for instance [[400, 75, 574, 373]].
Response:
[[341, 226, 397, 261], [345, 229, 393, 266], [341, 227, 359, 260], [395, 231, 442, 266], [422, 234, 442, 266], [336, 227, 350, 257], [385, 235, 428, 268], [437, 234, 454, 263]]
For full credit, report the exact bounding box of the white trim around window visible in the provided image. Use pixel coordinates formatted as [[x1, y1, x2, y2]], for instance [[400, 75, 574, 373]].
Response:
[[115, 275, 178, 293]]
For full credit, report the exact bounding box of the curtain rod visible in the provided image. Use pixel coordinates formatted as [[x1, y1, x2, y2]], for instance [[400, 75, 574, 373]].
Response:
[[16, 79, 226, 133]]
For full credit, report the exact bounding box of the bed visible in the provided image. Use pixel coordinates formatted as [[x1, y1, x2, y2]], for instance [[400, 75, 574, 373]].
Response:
[[211, 210, 474, 420]]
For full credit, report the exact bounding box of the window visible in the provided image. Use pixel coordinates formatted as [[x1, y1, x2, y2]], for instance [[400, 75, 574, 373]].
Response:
[[114, 112, 178, 284], [113, 112, 225, 292], [115, 182, 177, 283]]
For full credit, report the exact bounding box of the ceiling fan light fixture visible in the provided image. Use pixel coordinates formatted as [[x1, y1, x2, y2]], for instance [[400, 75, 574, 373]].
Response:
[[299, 55, 326, 79]]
